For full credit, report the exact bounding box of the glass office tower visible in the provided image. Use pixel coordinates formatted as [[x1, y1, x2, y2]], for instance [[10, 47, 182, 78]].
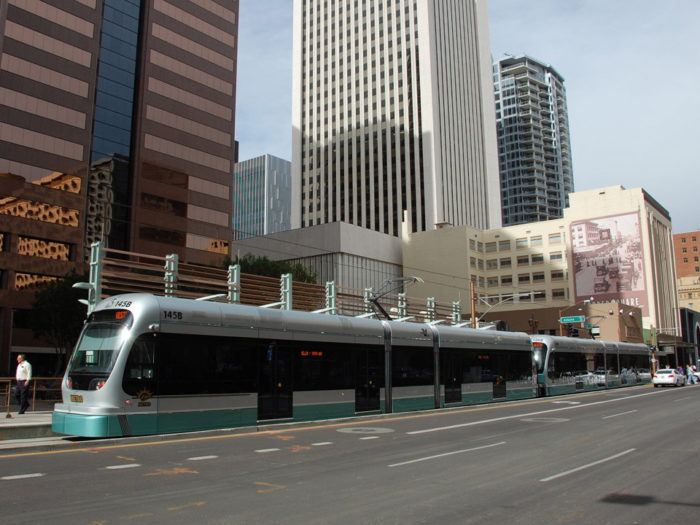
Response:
[[0, 0, 238, 372], [494, 54, 574, 226]]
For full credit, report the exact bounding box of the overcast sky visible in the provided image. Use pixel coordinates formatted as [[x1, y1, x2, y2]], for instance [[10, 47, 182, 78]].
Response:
[[235, 0, 699, 233]]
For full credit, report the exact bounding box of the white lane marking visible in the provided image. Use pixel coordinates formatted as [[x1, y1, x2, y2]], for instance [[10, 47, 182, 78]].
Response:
[[2, 473, 45, 480], [602, 410, 638, 419], [408, 391, 657, 435], [552, 401, 581, 405], [312, 442, 333, 446], [360, 436, 380, 440], [187, 455, 218, 461], [255, 448, 281, 453], [673, 397, 693, 403], [105, 464, 141, 470], [388, 441, 506, 468], [539, 448, 636, 482]]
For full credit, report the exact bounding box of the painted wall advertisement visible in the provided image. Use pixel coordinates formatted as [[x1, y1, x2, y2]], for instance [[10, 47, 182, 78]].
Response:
[[570, 212, 647, 316]]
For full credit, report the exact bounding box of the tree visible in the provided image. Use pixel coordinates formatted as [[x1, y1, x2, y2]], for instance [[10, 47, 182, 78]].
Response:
[[29, 271, 88, 375], [229, 253, 317, 284]]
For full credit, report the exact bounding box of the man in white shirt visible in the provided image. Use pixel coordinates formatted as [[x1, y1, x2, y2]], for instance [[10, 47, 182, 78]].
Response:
[[15, 354, 32, 414]]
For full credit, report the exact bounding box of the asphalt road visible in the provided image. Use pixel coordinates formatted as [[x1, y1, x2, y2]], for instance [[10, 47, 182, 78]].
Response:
[[2, 385, 699, 524]]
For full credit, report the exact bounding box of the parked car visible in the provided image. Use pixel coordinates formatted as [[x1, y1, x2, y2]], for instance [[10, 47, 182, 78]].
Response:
[[652, 368, 686, 387], [636, 368, 652, 381]]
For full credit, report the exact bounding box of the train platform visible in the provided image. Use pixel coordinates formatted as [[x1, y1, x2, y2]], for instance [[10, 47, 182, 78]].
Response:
[[0, 397, 71, 451], [0, 409, 56, 440]]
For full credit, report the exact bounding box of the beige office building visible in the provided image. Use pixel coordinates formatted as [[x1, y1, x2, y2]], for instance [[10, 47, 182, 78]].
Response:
[[403, 185, 679, 339], [291, 0, 501, 237]]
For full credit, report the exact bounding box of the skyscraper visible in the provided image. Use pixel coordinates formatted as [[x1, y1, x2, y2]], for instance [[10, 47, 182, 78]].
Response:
[[233, 154, 291, 240], [0, 0, 238, 371], [494, 54, 574, 226], [1, 0, 238, 263], [291, 0, 501, 237]]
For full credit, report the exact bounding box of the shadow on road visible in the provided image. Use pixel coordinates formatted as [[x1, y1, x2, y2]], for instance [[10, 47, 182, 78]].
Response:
[[601, 493, 700, 508]]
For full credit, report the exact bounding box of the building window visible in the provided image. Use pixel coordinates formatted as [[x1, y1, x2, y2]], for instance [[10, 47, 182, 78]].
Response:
[[486, 259, 498, 270], [501, 275, 512, 285], [500, 257, 512, 268], [518, 274, 530, 283], [552, 289, 566, 299], [531, 253, 544, 264], [533, 272, 545, 282], [551, 270, 564, 280], [531, 236, 542, 246], [487, 276, 498, 287], [485, 242, 497, 252], [550, 252, 563, 261], [516, 237, 528, 249], [499, 240, 510, 251], [548, 233, 561, 244], [517, 255, 529, 266]]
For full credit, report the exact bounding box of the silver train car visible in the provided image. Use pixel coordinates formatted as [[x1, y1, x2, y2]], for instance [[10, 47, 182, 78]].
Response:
[[52, 294, 651, 437], [52, 293, 535, 437], [531, 334, 651, 396]]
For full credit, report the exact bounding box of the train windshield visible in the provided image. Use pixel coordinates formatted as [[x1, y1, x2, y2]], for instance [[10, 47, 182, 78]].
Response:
[[532, 342, 547, 374], [66, 310, 132, 391]]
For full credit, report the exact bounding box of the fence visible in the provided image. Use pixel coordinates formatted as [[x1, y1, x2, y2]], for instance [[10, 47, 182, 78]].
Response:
[[1, 378, 63, 416], [79, 242, 465, 325]]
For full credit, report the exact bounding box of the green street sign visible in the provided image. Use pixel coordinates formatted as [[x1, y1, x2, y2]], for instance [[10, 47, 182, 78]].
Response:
[[560, 315, 585, 323]]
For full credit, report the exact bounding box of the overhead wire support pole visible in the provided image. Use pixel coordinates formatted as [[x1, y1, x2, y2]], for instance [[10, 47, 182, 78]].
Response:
[[228, 264, 240, 303], [164, 253, 178, 296], [73, 241, 104, 313]]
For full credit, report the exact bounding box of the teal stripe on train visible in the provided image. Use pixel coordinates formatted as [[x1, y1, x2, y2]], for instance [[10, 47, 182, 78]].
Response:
[[292, 402, 355, 423], [53, 412, 125, 438], [156, 408, 257, 434], [392, 396, 435, 412]]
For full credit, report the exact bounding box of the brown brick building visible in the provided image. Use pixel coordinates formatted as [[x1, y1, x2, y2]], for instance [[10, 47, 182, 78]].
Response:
[[1, 0, 239, 373], [674, 231, 700, 278]]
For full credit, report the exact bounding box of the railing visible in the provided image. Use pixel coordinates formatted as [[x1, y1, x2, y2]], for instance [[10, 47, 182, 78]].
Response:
[[79, 243, 464, 326], [1, 377, 63, 416]]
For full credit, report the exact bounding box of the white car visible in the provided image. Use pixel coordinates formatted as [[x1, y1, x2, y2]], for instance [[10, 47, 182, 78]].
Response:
[[652, 369, 686, 387]]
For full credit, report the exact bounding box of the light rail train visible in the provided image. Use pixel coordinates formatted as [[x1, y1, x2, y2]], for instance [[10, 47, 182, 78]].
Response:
[[52, 294, 651, 437]]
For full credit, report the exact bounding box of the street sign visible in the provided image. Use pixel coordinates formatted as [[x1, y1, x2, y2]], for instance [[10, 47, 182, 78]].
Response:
[[560, 315, 585, 323]]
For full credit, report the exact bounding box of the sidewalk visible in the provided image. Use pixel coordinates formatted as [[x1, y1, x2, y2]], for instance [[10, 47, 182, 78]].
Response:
[[0, 397, 71, 449]]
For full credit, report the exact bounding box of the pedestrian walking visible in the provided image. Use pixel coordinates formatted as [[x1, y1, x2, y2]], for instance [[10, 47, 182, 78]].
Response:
[[15, 354, 32, 414]]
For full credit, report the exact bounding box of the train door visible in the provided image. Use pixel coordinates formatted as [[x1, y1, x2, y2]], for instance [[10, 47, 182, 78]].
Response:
[[355, 347, 382, 413], [441, 349, 462, 404], [258, 342, 293, 421]]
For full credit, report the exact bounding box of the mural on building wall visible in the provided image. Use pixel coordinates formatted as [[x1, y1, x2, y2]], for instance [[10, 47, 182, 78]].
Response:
[[571, 212, 647, 316]]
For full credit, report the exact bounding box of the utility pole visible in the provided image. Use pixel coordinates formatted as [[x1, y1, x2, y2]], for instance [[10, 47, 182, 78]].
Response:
[[470, 281, 477, 329]]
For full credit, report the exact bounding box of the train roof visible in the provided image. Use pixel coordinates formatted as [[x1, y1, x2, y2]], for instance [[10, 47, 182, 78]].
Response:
[[93, 293, 532, 350]]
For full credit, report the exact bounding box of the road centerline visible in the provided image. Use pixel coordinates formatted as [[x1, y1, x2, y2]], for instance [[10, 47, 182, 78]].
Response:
[[539, 448, 636, 482], [388, 441, 506, 467]]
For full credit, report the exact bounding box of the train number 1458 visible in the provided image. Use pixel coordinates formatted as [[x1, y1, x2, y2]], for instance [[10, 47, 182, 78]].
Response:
[[163, 310, 183, 320]]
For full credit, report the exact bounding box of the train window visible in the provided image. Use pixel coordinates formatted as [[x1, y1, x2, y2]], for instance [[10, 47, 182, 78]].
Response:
[[392, 346, 433, 387], [122, 335, 156, 396], [294, 341, 353, 390], [153, 334, 257, 396], [66, 323, 125, 390]]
